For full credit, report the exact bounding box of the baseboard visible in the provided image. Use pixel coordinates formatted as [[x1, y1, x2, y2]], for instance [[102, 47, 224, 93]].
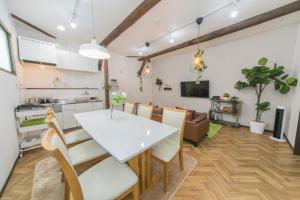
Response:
[[0, 156, 19, 198]]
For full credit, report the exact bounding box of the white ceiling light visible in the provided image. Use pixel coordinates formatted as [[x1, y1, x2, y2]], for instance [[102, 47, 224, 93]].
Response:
[[78, 0, 110, 59], [169, 37, 174, 43], [139, 51, 143, 56], [230, 0, 239, 18], [230, 10, 238, 18], [57, 25, 65, 31]]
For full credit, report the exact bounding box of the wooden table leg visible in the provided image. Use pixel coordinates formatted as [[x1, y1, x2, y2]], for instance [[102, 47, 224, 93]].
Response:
[[141, 152, 146, 192], [128, 156, 140, 196], [145, 149, 152, 188]]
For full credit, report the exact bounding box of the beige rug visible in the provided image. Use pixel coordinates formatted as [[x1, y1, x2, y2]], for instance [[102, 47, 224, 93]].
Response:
[[31, 154, 197, 200]]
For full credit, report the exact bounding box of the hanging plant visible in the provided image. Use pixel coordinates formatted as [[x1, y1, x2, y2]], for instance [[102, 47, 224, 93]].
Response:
[[192, 50, 208, 81]]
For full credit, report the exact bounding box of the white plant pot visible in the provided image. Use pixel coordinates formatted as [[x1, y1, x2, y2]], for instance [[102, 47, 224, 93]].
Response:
[[250, 121, 265, 134], [223, 97, 230, 101]]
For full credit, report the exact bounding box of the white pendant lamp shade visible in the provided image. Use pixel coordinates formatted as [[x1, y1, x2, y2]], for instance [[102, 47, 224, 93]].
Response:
[[79, 38, 110, 59]]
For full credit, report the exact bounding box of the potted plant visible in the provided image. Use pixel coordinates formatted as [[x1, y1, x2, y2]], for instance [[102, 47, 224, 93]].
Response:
[[223, 93, 230, 101], [235, 57, 297, 134], [231, 96, 239, 113]]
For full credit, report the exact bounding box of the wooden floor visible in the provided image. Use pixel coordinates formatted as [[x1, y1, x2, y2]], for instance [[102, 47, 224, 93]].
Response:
[[1, 126, 300, 200]]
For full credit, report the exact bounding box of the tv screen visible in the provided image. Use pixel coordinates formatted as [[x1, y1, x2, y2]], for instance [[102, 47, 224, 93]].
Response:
[[180, 81, 209, 98]]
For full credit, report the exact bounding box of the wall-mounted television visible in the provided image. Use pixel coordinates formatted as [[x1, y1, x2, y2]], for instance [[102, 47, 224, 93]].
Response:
[[180, 81, 209, 98]]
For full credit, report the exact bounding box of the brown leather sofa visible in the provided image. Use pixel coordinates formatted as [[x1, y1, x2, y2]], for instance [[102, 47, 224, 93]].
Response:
[[151, 106, 210, 146]]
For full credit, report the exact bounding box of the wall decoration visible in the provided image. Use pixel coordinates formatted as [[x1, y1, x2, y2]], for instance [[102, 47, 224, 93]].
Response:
[[163, 84, 172, 91], [155, 78, 163, 91]]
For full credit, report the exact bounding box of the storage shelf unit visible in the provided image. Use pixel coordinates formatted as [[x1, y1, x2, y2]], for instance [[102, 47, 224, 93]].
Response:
[[15, 108, 48, 157], [209, 99, 241, 127]]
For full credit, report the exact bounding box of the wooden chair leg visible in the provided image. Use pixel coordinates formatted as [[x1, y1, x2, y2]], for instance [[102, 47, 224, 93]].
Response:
[[179, 149, 184, 170], [132, 183, 139, 200], [163, 163, 169, 193], [65, 181, 70, 200]]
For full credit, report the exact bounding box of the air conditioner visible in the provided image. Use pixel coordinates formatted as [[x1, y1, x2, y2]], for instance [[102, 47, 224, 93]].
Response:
[[18, 36, 57, 66]]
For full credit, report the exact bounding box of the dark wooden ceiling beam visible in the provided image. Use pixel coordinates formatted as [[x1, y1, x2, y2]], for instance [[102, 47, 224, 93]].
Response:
[[137, 59, 147, 76], [139, 0, 300, 61], [11, 13, 56, 39], [100, 0, 161, 47]]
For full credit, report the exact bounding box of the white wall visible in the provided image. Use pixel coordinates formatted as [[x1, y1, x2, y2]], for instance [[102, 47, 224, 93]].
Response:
[[0, 0, 20, 191], [109, 53, 152, 103], [20, 63, 103, 100], [151, 24, 299, 130], [286, 24, 300, 147]]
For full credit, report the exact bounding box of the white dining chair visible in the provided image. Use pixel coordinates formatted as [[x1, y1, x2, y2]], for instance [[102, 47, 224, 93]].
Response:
[[46, 110, 91, 147], [124, 102, 135, 114], [152, 108, 187, 193], [137, 104, 153, 119], [42, 128, 139, 200], [45, 117, 108, 170]]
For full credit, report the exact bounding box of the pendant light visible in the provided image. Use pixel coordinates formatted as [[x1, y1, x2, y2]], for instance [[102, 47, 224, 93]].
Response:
[[192, 17, 207, 82], [79, 0, 110, 59], [142, 43, 153, 78]]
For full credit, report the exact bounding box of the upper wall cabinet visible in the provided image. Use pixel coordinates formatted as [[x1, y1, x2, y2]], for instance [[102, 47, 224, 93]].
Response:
[[18, 36, 57, 65], [57, 49, 98, 73]]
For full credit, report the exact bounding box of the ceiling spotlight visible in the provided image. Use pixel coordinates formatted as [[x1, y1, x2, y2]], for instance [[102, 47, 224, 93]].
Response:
[[230, 10, 238, 18], [70, 22, 77, 29], [230, 0, 239, 18], [139, 51, 143, 56], [169, 37, 174, 44], [57, 25, 65, 31]]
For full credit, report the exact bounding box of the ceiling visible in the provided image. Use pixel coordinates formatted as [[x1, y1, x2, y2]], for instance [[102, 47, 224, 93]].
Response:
[[5, 0, 300, 57]]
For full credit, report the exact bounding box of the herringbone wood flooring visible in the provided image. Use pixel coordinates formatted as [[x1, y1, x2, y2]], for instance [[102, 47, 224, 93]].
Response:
[[1, 126, 300, 200]]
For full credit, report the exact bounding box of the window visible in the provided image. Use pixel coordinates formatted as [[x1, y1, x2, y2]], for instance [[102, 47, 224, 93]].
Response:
[[0, 21, 14, 74]]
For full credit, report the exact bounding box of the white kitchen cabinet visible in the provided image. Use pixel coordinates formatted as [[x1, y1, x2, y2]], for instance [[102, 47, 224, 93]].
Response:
[[56, 49, 71, 70], [76, 103, 94, 113], [18, 36, 56, 65], [55, 112, 64, 128], [62, 104, 77, 129], [69, 52, 98, 72], [62, 102, 103, 130], [93, 102, 103, 110]]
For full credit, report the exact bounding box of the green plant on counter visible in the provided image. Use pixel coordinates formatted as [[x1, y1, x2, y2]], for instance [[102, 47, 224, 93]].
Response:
[[223, 93, 230, 97], [102, 84, 112, 91], [234, 57, 298, 122]]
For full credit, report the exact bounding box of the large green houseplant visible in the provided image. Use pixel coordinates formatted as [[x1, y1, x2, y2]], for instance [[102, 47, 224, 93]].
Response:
[[234, 57, 297, 134]]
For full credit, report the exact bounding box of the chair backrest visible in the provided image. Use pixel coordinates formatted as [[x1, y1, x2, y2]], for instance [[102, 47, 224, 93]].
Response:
[[137, 104, 153, 119], [124, 102, 135, 114], [162, 108, 187, 147], [45, 115, 66, 146], [42, 128, 84, 200]]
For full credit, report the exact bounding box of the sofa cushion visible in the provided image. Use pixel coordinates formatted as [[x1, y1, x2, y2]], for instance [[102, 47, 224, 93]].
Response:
[[192, 113, 207, 123], [186, 110, 195, 120], [153, 107, 163, 114], [176, 107, 195, 120]]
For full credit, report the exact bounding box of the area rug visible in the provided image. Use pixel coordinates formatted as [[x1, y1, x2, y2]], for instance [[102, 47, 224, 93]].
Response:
[[31, 154, 197, 200], [207, 123, 222, 139]]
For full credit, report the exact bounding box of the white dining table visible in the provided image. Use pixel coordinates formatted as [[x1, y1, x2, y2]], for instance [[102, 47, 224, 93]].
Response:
[[75, 109, 178, 192], [75, 109, 178, 163]]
